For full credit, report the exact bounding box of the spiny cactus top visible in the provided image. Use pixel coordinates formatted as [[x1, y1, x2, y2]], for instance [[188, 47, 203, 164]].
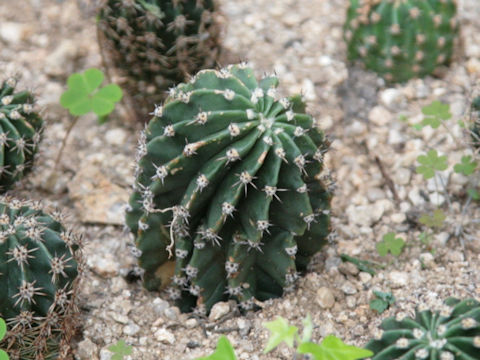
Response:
[[0, 198, 81, 359], [344, 0, 459, 83], [366, 298, 480, 360], [126, 63, 332, 313], [98, 0, 221, 119], [0, 78, 43, 191]]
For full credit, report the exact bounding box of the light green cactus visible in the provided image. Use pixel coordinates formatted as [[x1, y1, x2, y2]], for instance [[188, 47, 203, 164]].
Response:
[[126, 63, 333, 313], [97, 0, 221, 119], [0, 197, 82, 360], [366, 298, 480, 360], [344, 0, 459, 83], [0, 78, 43, 191]]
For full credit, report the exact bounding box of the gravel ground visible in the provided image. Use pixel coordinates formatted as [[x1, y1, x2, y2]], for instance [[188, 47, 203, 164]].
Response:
[[1, 0, 480, 359]]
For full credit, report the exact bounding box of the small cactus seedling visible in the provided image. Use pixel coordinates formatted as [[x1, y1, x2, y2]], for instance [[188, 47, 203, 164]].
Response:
[[344, 0, 459, 83], [470, 96, 480, 148], [0, 197, 82, 360], [366, 297, 480, 360], [126, 63, 332, 313], [0, 78, 43, 191], [97, 0, 221, 120]]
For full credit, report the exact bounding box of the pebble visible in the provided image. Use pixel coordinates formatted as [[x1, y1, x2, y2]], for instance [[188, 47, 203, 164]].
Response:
[[389, 271, 409, 288], [445, 251, 464, 263], [359, 272, 372, 284], [408, 188, 426, 207], [366, 187, 386, 202], [0, 22, 32, 45], [77, 338, 98, 360], [208, 301, 231, 321], [153, 298, 170, 315], [123, 323, 140, 336], [110, 312, 129, 325], [429, 192, 446, 206], [346, 296, 357, 308], [316, 287, 335, 308], [185, 318, 198, 329], [163, 307, 180, 321], [105, 128, 128, 146], [368, 106, 392, 126], [394, 168, 411, 186], [390, 212, 406, 224], [380, 88, 405, 110], [154, 328, 176, 345], [338, 262, 359, 276], [45, 39, 81, 76], [419, 253, 435, 269], [341, 281, 357, 295], [88, 254, 120, 278], [237, 318, 252, 337]]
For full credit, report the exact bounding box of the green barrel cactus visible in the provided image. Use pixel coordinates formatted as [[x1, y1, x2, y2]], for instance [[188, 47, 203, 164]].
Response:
[[97, 0, 221, 119], [0, 78, 43, 191], [126, 63, 332, 313], [366, 298, 480, 360], [470, 96, 480, 148], [344, 0, 459, 83], [0, 197, 82, 359]]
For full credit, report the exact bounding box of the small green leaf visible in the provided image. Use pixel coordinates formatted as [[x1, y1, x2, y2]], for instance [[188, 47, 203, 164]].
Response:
[[195, 336, 237, 360], [467, 188, 480, 200], [60, 68, 123, 122], [263, 317, 298, 353], [0, 318, 6, 341], [419, 209, 446, 229], [376, 232, 405, 257], [398, 114, 408, 122], [453, 155, 477, 176], [369, 291, 395, 314], [301, 315, 314, 343], [416, 149, 448, 180], [297, 335, 373, 360], [418, 231, 433, 246], [422, 101, 452, 120], [108, 340, 132, 360]]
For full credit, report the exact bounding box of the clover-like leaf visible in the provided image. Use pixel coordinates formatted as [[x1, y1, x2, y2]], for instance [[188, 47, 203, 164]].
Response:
[[0, 318, 7, 360], [107, 340, 133, 360], [60, 68, 123, 122], [301, 315, 314, 343], [419, 209, 446, 229], [422, 100, 451, 122], [376, 232, 405, 257], [195, 336, 237, 360], [369, 290, 395, 314], [416, 149, 448, 180], [263, 317, 299, 353], [454, 155, 477, 176], [467, 188, 480, 200], [297, 335, 373, 360]]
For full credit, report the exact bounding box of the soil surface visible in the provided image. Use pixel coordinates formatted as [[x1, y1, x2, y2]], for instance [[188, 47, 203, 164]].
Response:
[[0, 0, 480, 359]]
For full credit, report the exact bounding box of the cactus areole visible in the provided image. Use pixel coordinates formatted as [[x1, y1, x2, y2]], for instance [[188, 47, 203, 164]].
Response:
[[126, 64, 332, 313], [344, 0, 459, 83], [367, 298, 480, 360]]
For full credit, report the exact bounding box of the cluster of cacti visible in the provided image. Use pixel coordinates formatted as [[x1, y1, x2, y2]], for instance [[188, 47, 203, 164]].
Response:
[[366, 297, 480, 360], [97, 0, 221, 119], [470, 96, 480, 148], [0, 78, 43, 191], [344, 0, 459, 83], [0, 197, 82, 360], [125, 63, 332, 313]]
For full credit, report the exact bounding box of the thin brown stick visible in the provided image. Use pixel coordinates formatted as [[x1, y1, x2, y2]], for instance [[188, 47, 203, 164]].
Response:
[[54, 116, 79, 169], [374, 155, 400, 204]]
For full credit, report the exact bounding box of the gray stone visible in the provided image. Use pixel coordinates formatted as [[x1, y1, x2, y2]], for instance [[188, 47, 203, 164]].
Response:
[[77, 338, 98, 360], [341, 281, 357, 295], [208, 301, 231, 321], [123, 323, 140, 336], [154, 328, 175, 344], [316, 287, 335, 309], [389, 271, 409, 288]]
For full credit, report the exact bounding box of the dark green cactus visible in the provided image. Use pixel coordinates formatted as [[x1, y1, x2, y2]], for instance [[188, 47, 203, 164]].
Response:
[[344, 0, 459, 83], [0, 197, 82, 360], [126, 63, 332, 313], [0, 78, 43, 191], [366, 298, 480, 360], [470, 96, 480, 148], [97, 0, 221, 119]]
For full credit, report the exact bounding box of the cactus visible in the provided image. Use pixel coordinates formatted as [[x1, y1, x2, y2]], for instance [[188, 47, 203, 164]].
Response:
[[470, 96, 480, 148], [126, 63, 333, 313], [0, 197, 82, 360], [0, 78, 43, 191], [344, 0, 459, 83], [97, 0, 221, 119], [366, 297, 480, 360]]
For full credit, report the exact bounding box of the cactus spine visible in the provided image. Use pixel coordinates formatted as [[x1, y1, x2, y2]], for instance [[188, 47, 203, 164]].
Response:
[[344, 0, 459, 83], [0, 78, 43, 191], [0, 198, 82, 360], [126, 63, 332, 313], [97, 0, 221, 119], [366, 298, 480, 360]]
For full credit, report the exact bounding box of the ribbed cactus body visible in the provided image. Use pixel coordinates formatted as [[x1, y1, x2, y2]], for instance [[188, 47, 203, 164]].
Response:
[[344, 0, 459, 83], [0, 198, 81, 359], [126, 64, 332, 313], [366, 298, 480, 360], [98, 0, 221, 118], [0, 79, 43, 191]]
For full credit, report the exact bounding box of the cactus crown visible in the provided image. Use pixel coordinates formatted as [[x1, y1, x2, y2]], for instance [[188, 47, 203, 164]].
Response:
[[0, 78, 43, 191], [366, 298, 480, 360], [126, 63, 332, 313], [98, 0, 221, 117], [0, 198, 82, 359], [344, 0, 459, 83]]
